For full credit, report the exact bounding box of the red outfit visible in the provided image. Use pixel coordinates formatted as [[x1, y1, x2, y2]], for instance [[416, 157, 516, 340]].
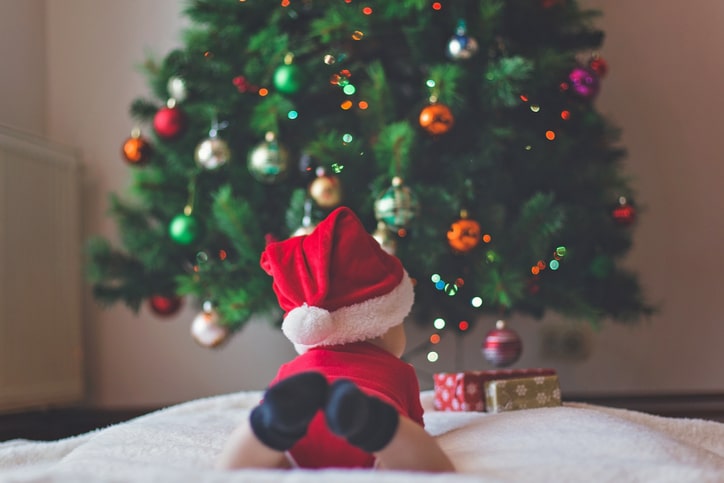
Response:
[[268, 342, 424, 469]]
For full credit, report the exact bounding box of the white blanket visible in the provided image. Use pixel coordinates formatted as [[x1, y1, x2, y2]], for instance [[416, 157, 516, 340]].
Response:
[[1, 391, 723, 482]]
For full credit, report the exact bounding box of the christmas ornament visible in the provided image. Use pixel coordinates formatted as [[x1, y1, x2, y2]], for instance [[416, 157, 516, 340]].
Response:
[[482, 320, 523, 367], [273, 53, 303, 95], [190, 301, 228, 348], [153, 101, 186, 139], [233, 75, 258, 94], [166, 76, 188, 102], [169, 212, 204, 245], [568, 66, 600, 99], [419, 103, 454, 135], [121, 128, 152, 165], [374, 177, 420, 230], [309, 170, 343, 209], [447, 210, 482, 253], [248, 132, 290, 183], [447, 20, 478, 60], [194, 136, 231, 170], [611, 196, 636, 225], [149, 293, 182, 317], [292, 199, 318, 237], [589, 54, 608, 78], [372, 221, 397, 255]]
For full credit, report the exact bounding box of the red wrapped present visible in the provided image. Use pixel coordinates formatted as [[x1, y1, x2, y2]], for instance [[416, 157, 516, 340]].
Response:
[[433, 368, 557, 412]]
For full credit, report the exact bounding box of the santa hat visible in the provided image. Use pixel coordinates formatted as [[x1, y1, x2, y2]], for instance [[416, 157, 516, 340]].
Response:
[[260, 206, 414, 353]]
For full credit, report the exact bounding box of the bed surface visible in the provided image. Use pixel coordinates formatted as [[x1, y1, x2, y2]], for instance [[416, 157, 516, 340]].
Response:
[[1, 390, 723, 482]]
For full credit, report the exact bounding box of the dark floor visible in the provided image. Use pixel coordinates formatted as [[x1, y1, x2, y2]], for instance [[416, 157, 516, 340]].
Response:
[[1, 392, 723, 442]]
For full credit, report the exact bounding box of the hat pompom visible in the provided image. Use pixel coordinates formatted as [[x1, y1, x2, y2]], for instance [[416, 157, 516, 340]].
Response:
[[282, 304, 335, 346]]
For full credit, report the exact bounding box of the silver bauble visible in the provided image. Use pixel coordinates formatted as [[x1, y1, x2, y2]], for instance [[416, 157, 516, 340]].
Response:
[[194, 137, 231, 170], [190, 304, 228, 348], [167, 76, 188, 102], [372, 221, 397, 255], [248, 132, 290, 183], [374, 177, 420, 230]]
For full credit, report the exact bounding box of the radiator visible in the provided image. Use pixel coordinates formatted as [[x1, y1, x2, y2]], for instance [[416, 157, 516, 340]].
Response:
[[0, 125, 84, 412]]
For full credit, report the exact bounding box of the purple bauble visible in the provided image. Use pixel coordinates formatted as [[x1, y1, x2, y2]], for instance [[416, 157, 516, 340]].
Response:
[[568, 66, 600, 99]]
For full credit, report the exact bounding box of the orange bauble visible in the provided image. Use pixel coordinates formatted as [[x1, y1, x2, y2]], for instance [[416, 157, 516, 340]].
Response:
[[419, 103, 454, 135], [121, 135, 152, 165], [447, 215, 482, 253]]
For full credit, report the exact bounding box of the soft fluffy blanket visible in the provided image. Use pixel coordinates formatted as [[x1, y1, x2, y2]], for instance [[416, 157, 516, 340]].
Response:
[[1, 391, 722, 482]]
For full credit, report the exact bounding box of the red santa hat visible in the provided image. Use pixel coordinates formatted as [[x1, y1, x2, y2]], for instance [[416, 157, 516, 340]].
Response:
[[260, 206, 414, 353]]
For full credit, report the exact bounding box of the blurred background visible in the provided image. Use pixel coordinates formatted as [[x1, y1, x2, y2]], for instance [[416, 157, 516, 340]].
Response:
[[0, 0, 722, 411]]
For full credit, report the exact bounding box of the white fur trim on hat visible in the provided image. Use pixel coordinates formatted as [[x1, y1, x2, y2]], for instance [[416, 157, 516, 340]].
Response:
[[286, 271, 415, 354], [282, 304, 335, 346]]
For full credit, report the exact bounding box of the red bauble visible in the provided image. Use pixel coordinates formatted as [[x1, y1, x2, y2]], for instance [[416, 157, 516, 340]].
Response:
[[149, 294, 183, 317], [121, 135, 152, 165], [612, 198, 636, 226], [481, 320, 522, 367], [153, 106, 186, 139], [541, 0, 565, 8], [589, 56, 609, 78]]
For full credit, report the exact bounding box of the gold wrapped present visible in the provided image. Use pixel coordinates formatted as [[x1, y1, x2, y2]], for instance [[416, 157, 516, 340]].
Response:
[[484, 375, 562, 413]]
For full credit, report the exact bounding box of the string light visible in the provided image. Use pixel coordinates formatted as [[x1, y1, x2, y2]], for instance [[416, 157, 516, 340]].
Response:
[[545, 130, 556, 140], [358, 100, 369, 109], [433, 318, 446, 330], [471, 296, 483, 308], [427, 351, 439, 362], [287, 110, 298, 120], [432, 2, 442, 11], [258, 88, 269, 96], [458, 320, 470, 331], [430, 334, 441, 344], [362, 6, 372, 15]]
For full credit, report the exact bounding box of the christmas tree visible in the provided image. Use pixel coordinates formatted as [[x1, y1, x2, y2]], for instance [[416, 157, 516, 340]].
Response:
[[87, 0, 652, 353]]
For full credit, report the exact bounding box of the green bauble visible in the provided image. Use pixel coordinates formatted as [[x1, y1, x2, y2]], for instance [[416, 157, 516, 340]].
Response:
[[374, 177, 420, 230], [168, 213, 204, 245], [273, 64, 302, 95]]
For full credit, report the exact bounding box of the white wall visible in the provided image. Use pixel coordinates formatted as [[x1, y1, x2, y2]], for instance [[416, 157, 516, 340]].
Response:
[[0, 0, 46, 135], [17, 0, 724, 407]]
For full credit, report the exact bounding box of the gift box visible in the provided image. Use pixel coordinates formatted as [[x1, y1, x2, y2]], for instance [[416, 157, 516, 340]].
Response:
[[484, 375, 562, 413], [433, 368, 556, 412]]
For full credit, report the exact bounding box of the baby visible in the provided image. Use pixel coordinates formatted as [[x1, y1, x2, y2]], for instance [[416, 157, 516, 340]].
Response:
[[217, 206, 454, 472]]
